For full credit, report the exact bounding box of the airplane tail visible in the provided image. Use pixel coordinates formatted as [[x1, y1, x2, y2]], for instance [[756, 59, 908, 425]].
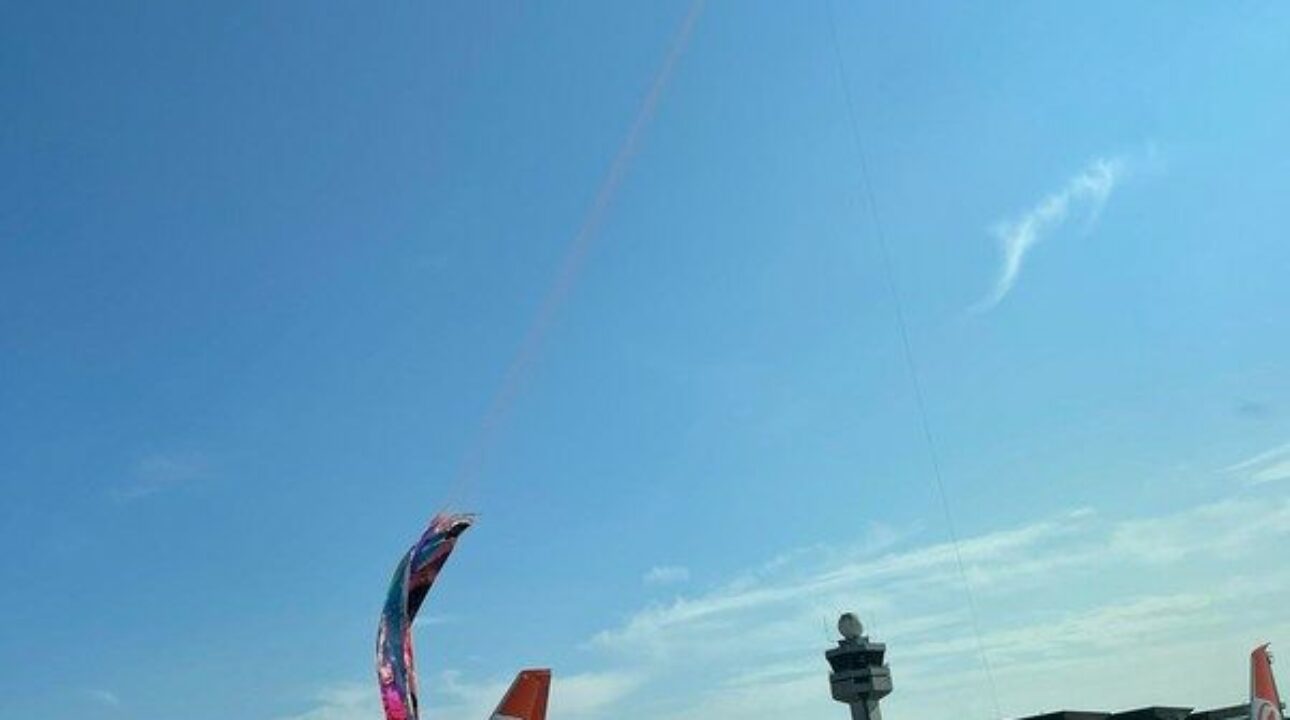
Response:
[[1252, 644, 1283, 720], [490, 668, 551, 720]]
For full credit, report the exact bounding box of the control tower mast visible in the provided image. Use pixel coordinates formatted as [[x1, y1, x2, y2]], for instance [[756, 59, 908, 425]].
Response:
[[826, 613, 893, 720]]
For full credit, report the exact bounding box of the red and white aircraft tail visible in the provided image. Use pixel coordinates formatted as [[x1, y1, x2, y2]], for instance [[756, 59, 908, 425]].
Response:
[[490, 668, 551, 720], [1252, 644, 1283, 720]]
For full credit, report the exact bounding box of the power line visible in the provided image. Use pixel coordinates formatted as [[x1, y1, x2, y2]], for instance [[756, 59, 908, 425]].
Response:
[[823, 2, 1003, 716]]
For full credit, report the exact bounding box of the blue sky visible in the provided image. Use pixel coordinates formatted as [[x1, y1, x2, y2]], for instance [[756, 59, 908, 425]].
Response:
[[3, 2, 1290, 719]]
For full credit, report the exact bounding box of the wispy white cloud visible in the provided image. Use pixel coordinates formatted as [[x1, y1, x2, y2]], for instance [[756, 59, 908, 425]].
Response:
[[548, 671, 645, 717], [273, 683, 376, 720], [113, 452, 206, 500], [643, 565, 691, 586], [590, 509, 1101, 658], [976, 156, 1126, 311], [1110, 497, 1290, 562], [1250, 460, 1290, 484], [412, 613, 456, 629], [83, 688, 121, 707], [1224, 441, 1290, 485], [584, 494, 1290, 719]]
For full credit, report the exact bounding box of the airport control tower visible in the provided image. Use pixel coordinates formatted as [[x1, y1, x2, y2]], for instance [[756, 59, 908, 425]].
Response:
[[826, 613, 893, 720]]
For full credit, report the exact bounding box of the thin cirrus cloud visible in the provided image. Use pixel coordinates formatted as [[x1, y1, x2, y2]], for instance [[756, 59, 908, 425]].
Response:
[[575, 493, 1290, 719], [83, 689, 121, 707], [643, 565, 691, 586], [1224, 440, 1290, 485], [113, 452, 207, 501], [975, 156, 1126, 312]]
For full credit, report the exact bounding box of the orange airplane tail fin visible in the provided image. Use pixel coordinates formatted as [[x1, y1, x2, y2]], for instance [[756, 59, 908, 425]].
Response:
[[490, 669, 551, 720], [1253, 644, 1283, 720]]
